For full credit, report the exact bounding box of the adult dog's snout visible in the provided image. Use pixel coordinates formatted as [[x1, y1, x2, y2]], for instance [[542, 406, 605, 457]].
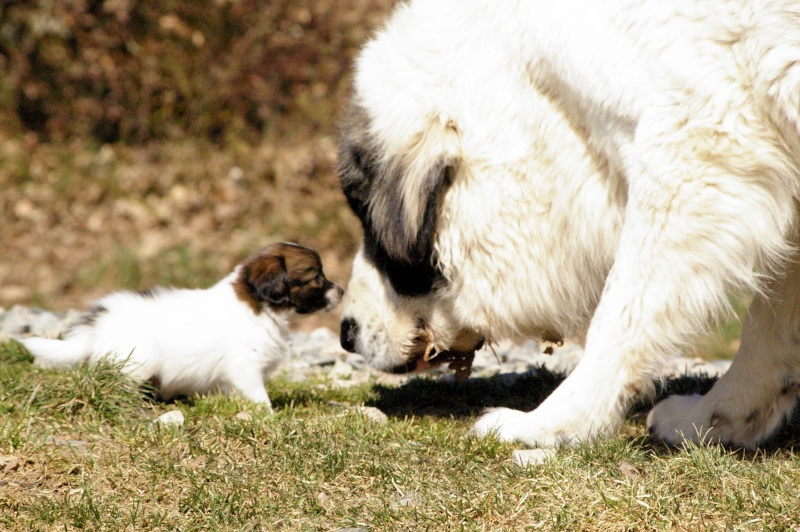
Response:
[[340, 317, 359, 353]]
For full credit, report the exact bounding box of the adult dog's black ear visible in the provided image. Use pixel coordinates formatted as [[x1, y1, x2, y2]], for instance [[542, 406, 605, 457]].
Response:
[[234, 253, 290, 312], [340, 112, 461, 296], [338, 105, 376, 221], [372, 114, 461, 268]]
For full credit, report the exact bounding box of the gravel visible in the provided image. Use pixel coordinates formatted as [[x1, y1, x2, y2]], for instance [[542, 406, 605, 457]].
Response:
[[0, 304, 731, 388]]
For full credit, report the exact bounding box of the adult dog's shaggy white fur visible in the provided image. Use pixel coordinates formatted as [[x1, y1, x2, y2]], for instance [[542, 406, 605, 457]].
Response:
[[21, 243, 343, 410], [337, 0, 800, 448]]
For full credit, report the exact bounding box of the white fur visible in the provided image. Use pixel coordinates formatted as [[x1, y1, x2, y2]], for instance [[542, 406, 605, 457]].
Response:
[[22, 266, 341, 410], [341, 0, 800, 448]]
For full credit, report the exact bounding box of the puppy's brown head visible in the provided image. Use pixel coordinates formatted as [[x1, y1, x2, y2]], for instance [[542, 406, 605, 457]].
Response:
[[234, 243, 343, 315]]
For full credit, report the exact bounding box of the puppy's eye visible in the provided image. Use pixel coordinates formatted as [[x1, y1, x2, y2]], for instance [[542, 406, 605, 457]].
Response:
[[292, 274, 324, 288]]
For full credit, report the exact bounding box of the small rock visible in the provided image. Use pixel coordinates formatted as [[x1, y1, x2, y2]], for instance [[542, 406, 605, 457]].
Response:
[[618, 461, 642, 478], [228, 166, 244, 182], [354, 406, 388, 424], [329, 360, 353, 380], [156, 410, 185, 427], [512, 448, 556, 467], [344, 353, 366, 369], [392, 490, 422, 508], [63, 309, 84, 329], [310, 355, 337, 367], [0, 455, 19, 473], [316, 491, 334, 511], [540, 344, 585, 375]]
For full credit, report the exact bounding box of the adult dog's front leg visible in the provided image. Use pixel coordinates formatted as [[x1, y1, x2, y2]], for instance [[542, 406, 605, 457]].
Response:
[[474, 140, 797, 448]]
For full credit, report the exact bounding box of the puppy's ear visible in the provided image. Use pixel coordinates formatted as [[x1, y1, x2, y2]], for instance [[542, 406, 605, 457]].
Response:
[[256, 267, 290, 306], [236, 254, 290, 311]]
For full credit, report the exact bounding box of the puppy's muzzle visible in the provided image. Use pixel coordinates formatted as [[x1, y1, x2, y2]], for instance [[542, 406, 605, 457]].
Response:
[[326, 284, 345, 311]]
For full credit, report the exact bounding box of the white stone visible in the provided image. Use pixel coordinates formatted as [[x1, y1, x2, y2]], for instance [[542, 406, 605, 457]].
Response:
[[156, 410, 185, 427], [354, 406, 388, 424]]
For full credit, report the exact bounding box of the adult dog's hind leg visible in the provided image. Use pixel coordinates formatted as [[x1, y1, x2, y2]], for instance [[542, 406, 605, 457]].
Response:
[[648, 249, 800, 449]]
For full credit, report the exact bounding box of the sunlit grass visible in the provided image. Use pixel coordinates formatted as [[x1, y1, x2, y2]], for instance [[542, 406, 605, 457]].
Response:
[[2, 340, 799, 530]]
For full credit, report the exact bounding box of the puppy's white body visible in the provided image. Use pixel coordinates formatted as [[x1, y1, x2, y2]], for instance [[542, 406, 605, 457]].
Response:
[[23, 272, 285, 403], [22, 243, 343, 408], [339, 0, 800, 448]]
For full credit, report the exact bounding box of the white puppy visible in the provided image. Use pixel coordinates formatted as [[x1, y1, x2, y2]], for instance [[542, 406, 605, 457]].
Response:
[[20, 243, 343, 410], [338, 0, 800, 448]]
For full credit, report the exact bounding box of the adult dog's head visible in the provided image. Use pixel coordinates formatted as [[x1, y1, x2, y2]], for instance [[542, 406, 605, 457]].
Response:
[[337, 1, 622, 375]]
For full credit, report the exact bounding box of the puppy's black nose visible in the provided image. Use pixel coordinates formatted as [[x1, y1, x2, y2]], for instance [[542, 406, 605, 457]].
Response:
[[340, 317, 359, 353]]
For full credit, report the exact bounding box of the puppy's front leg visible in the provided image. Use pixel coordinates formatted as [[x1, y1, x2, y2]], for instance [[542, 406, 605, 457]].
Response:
[[474, 135, 796, 447], [230, 372, 274, 413]]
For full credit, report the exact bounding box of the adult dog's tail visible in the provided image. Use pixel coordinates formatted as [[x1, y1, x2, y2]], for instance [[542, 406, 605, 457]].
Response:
[[19, 336, 90, 369]]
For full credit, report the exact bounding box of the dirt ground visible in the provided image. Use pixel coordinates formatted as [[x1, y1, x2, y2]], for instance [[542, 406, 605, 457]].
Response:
[[0, 132, 361, 331]]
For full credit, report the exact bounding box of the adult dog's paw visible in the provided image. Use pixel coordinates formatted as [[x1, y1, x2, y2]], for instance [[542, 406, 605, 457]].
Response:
[[471, 407, 585, 448], [471, 408, 530, 441], [646, 394, 711, 446]]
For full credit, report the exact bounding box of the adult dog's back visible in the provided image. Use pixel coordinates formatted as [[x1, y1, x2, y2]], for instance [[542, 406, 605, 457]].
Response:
[[337, 0, 800, 449]]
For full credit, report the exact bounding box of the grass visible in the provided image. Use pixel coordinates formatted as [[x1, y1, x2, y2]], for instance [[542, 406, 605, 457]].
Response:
[[2, 341, 800, 530]]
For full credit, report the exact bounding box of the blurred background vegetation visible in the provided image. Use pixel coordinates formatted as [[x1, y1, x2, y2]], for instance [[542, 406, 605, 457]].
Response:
[[0, 0, 398, 329], [0, 0, 392, 142]]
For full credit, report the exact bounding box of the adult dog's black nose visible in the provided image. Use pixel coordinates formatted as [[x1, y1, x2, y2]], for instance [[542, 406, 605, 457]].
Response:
[[340, 317, 359, 353]]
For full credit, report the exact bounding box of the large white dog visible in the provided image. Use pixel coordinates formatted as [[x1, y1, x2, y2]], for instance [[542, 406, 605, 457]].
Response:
[[337, 0, 800, 449]]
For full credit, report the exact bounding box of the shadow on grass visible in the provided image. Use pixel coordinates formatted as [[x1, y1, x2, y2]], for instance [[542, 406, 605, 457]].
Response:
[[367, 366, 720, 421], [367, 369, 565, 419], [368, 366, 800, 451]]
